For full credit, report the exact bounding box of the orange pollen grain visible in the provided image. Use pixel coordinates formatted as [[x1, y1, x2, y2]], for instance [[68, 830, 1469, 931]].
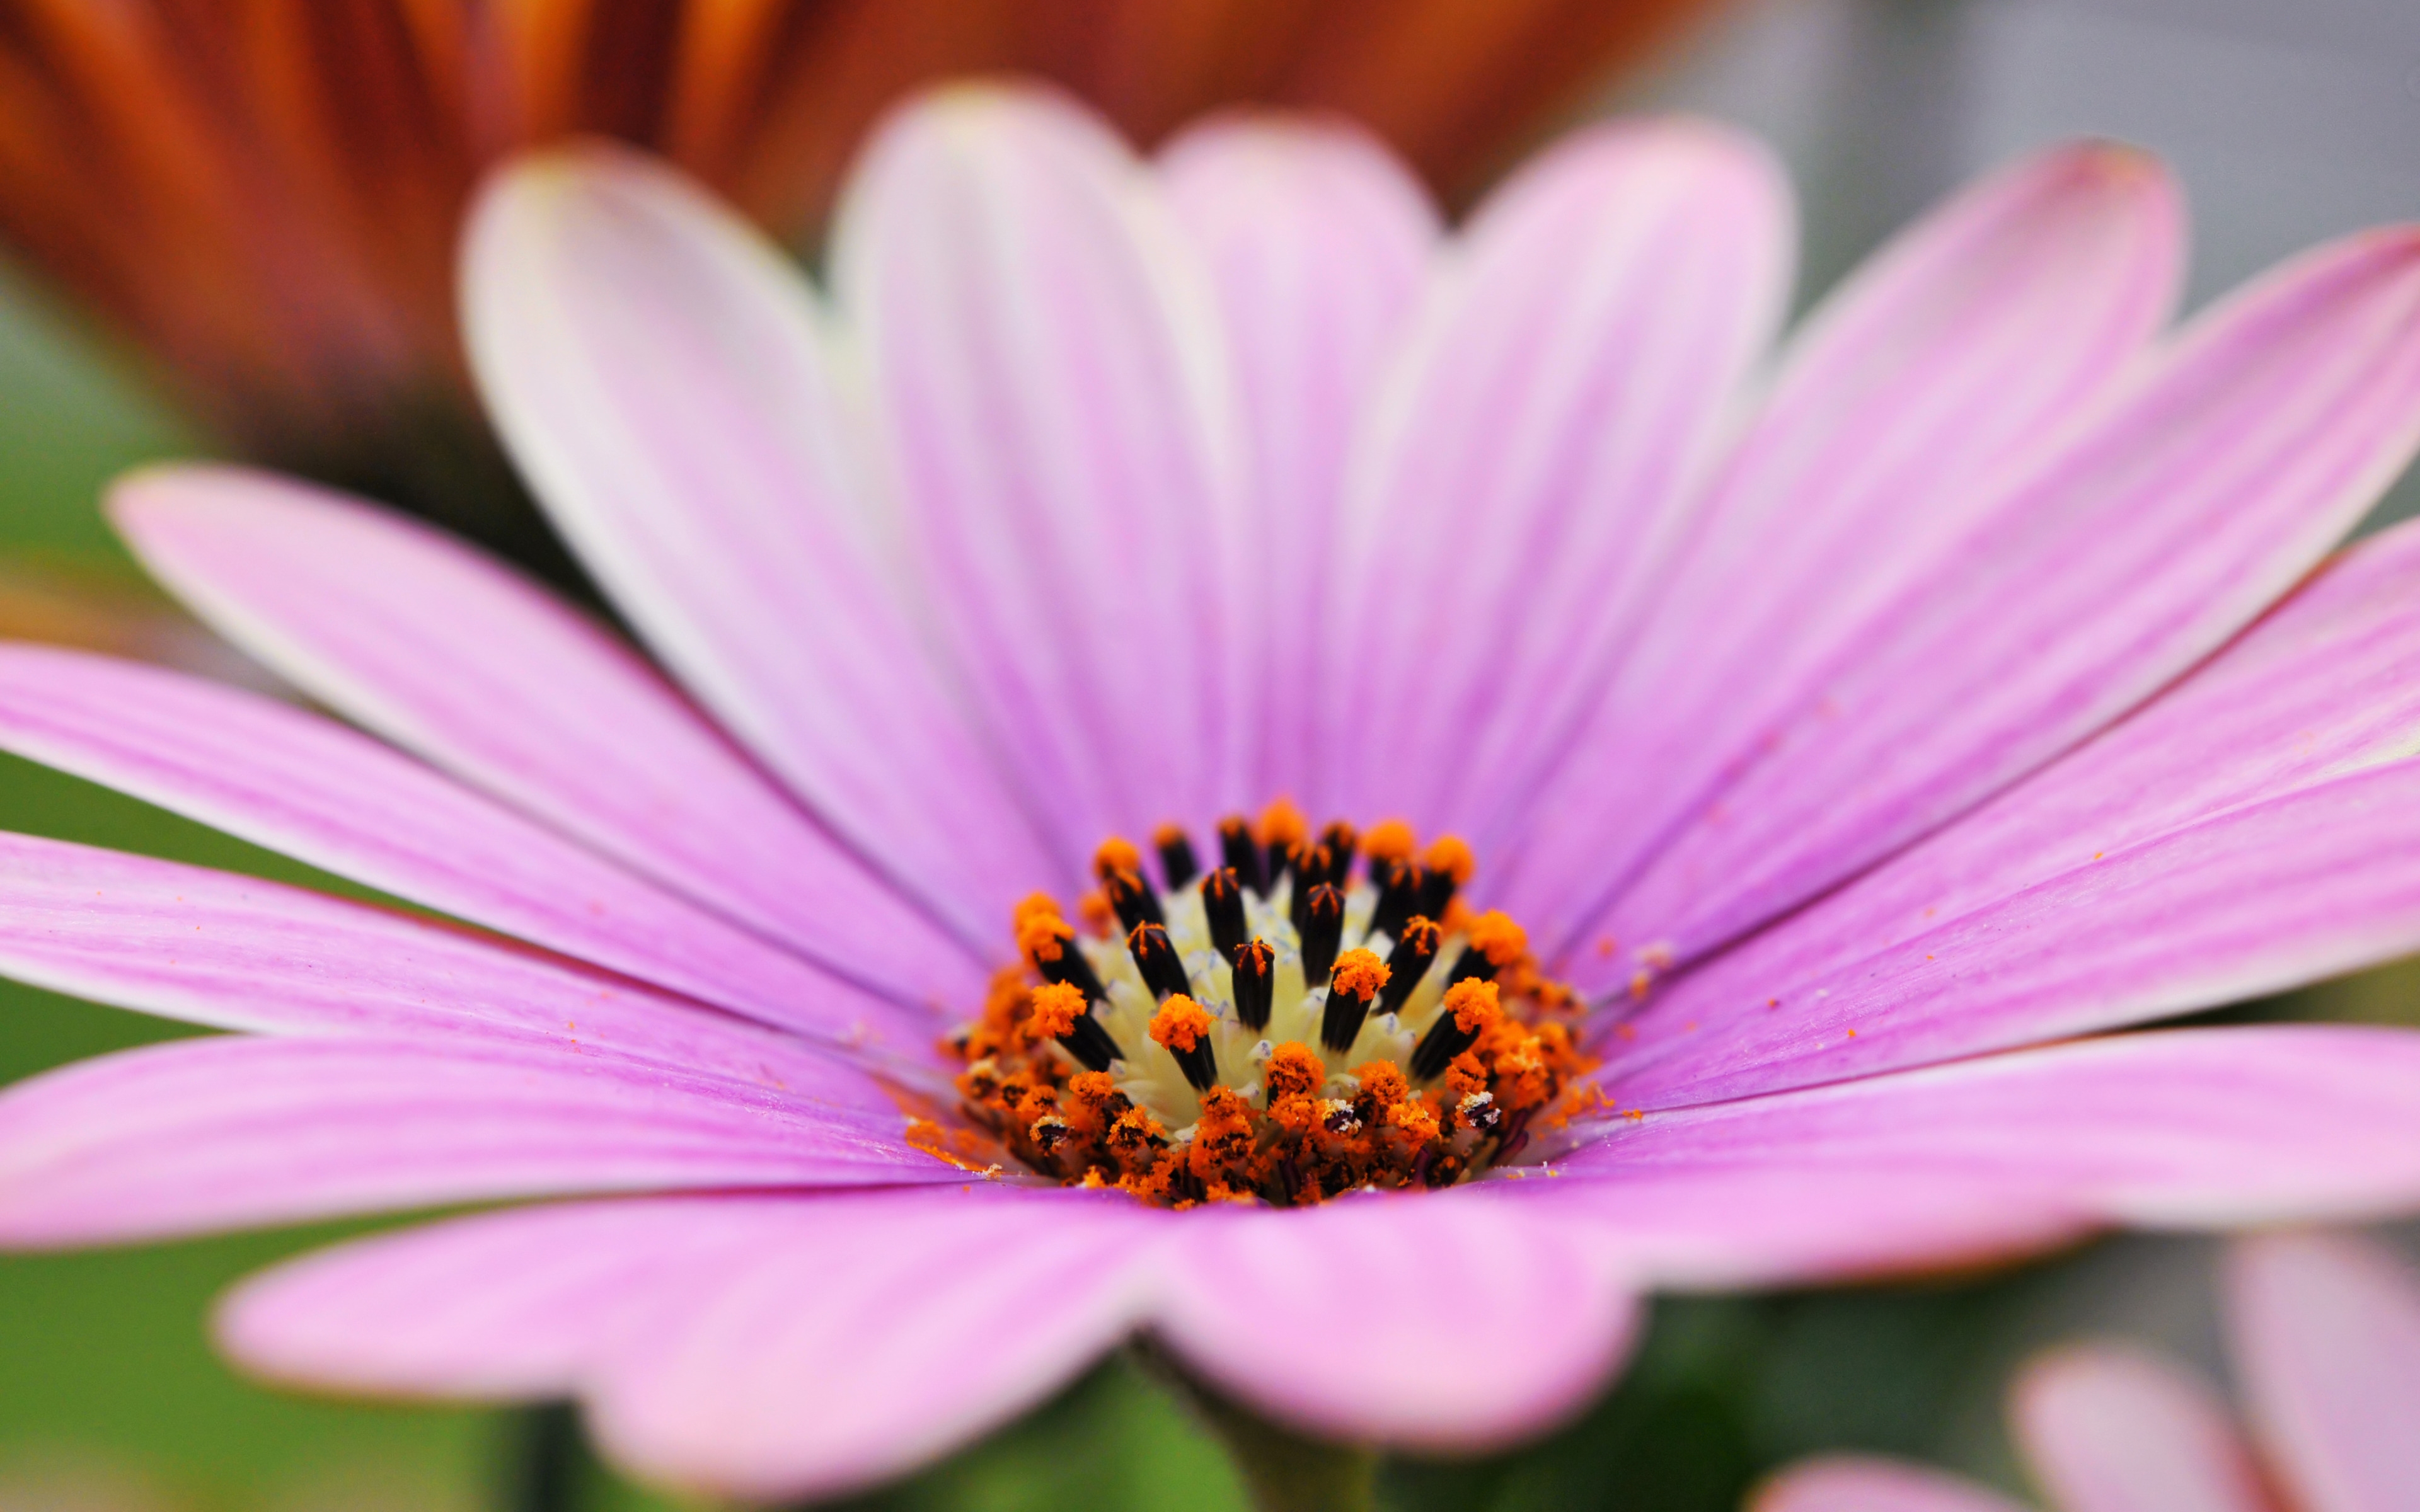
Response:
[[1422, 835, 1475, 884], [1466, 910, 1528, 966], [1011, 892, 1064, 928], [1445, 978, 1504, 1034], [1329, 948, 1390, 1002], [1093, 835, 1144, 882], [1256, 797, 1308, 849], [1149, 994, 1213, 1053], [1361, 817, 1416, 865], [1262, 1042, 1328, 1104], [1016, 914, 1073, 963], [1027, 981, 1086, 1040]]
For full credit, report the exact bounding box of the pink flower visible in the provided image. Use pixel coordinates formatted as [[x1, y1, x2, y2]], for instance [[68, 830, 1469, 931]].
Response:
[[1757, 1230, 2420, 1512], [8, 81, 2420, 1500]]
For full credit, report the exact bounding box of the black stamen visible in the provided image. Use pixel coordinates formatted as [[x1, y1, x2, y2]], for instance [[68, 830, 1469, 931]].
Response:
[[1218, 816, 1266, 896], [1445, 947, 1500, 988], [1321, 961, 1379, 1053], [1318, 821, 1359, 885], [1061, 1011, 1126, 1072], [1368, 865, 1421, 945], [1265, 835, 1299, 894], [1410, 1010, 1479, 1081], [1299, 884, 1344, 988], [1030, 937, 1107, 1004], [1376, 917, 1440, 1017], [1202, 867, 1249, 960], [1103, 867, 1163, 934], [1128, 922, 1191, 1001], [1154, 826, 1199, 891], [1417, 864, 1460, 920], [1287, 844, 1332, 933], [1167, 1034, 1218, 1093], [1230, 939, 1274, 1031]]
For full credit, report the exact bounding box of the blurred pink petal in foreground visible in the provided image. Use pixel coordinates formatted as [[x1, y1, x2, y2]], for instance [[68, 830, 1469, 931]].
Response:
[[1756, 1230, 2420, 1512], [6, 83, 2420, 1502]]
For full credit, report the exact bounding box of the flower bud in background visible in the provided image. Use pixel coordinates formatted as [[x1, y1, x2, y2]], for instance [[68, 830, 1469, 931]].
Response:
[[0, 0, 1723, 583]]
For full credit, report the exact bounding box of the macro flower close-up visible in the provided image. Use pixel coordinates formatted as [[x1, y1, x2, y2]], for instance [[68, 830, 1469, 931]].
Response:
[[1757, 1229, 2420, 1512], [7, 74, 2420, 1508]]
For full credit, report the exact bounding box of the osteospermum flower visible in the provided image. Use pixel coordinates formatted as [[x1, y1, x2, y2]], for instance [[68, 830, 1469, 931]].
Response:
[[1759, 1230, 2420, 1512], [12, 85, 2420, 1501]]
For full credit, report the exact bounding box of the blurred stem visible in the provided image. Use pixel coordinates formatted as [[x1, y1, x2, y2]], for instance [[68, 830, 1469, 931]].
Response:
[[1131, 1341, 1377, 1512], [509, 1402, 583, 1512]]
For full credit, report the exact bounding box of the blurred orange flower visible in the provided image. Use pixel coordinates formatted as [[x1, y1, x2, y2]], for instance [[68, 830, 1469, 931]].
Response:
[[0, 0, 1716, 572]]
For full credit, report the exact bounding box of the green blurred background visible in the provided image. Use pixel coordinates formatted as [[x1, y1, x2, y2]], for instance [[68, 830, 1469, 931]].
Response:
[[4, 0, 2420, 1507]]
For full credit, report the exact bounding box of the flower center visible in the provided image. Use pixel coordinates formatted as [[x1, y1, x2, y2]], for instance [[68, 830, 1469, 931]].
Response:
[[928, 801, 1598, 1207]]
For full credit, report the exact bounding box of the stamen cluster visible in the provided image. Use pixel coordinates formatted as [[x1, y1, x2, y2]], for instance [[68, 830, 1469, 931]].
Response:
[[937, 803, 1597, 1207]]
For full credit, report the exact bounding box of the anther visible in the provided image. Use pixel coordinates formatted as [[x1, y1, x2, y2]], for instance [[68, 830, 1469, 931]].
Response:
[[1093, 837, 1144, 884], [1322, 948, 1390, 1053], [1230, 939, 1274, 1031], [1376, 916, 1441, 1017], [1128, 922, 1192, 1001], [1298, 883, 1344, 987], [1028, 981, 1124, 1072], [1446, 909, 1527, 987], [1367, 863, 1421, 945], [1019, 912, 1107, 1003], [1149, 995, 1219, 1092], [1217, 815, 1266, 896], [1318, 821, 1359, 886], [1417, 837, 1475, 919], [1153, 824, 1199, 890], [1412, 978, 1502, 1081], [1102, 866, 1163, 934], [1201, 867, 1249, 960], [1287, 843, 1333, 932], [1258, 799, 1308, 890]]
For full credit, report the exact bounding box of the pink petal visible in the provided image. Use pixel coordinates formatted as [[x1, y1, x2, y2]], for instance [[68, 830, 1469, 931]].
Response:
[[0, 645, 928, 1049], [111, 465, 983, 1004], [1550, 1028, 2420, 1284], [0, 830, 885, 1104], [228, 1189, 1156, 1504], [2011, 1343, 2275, 1512], [1477, 144, 2176, 961], [1620, 518, 2420, 1105], [1318, 117, 1792, 832], [585, 1188, 1153, 1502], [0, 1038, 948, 1246], [1603, 758, 2420, 1110], [1157, 116, 1437, 806], [463, 142, 1052, 941], [1153, 1191, 1639, 1449], [1753, 1457, 2031, 1512], [1589, 224, 2420, 971], [831, 86, 1242, 853], [2223, 1230, 2420, 1512]]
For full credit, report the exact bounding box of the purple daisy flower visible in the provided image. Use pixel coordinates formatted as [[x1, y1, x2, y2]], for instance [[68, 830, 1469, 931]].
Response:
[[8, 81, 2420, 1501]]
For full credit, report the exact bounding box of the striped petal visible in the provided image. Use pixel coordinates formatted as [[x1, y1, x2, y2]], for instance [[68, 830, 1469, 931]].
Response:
[[833, 86, 1241, 858], [1604, 759, 2420, 1109], [1155, 1193, 1638, 1448], [2011, 1344, 2274, 1512], [1551, 1029, 2420, 1284], [1753, 1458, 2031, 1512], [1587, 224, 2420, 971], [464, 142, 1051, 943], [0, 830, 884, 1102], [1318, 117, 1791, 832], [2225, 1231, 2420, 1512], [221, 1190, 1158, 1504], [1157, 116, 1438, 806], [0, 1039, 948, 1247], [0, 645, 924, 1048], [111, 464, 984, 1002]]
